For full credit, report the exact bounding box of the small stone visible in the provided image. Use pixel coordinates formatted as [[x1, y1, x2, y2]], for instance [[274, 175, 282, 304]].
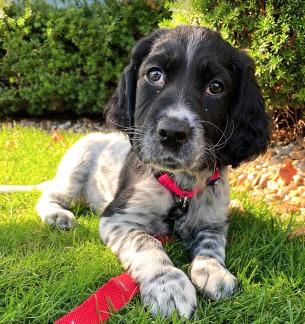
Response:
[[296, 186, 305, 195], [278, 160, 297, 185], [237, 174, 247, 185], [292, 175, 303, 185], [288, 226, 305, 240], [289, 150, 305, 160], [274, 147, 282, 155], [62, 121, 72, 129], [290, 197, 302, 206], [52, 122, 59, 129], [267, 180, 278, 192], [40, 120, 51, 130], [272, 173, 280, 181], [274, 146, 291, 156], [244, 179, 252, 188], [277, 178, 286, 187], [276, 189, 286, 199], [82, 118, 91, 125], [294, 161, 305, 171], [253, 174, 261, 186], [247, 173, 257, 181], [259, 174, 269, 188], [271, 155, 282, 163], [230, 199, 244, 211], [287, 183, 298, 191], [281, 146, 291, 155], [288, 189, 298, 198], [74, 123, 81, 130], [265, 194, 277, 203]]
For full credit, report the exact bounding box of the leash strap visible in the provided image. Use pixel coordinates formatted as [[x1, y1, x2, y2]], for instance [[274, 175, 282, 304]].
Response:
[[55, 236, 173, 324], [55, 273, 139, 324]]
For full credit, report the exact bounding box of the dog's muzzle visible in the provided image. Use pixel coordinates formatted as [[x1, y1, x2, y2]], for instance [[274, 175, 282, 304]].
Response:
[[135, 113, 205, 172]]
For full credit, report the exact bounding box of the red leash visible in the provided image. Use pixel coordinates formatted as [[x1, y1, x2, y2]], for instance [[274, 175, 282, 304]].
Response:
[[55, 273, 139, 324], [55, 236, 173, 324]]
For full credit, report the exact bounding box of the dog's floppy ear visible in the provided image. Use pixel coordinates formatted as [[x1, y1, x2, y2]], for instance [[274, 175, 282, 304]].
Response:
[[219, 51, 271, 168], [105, 29, 167, 131]]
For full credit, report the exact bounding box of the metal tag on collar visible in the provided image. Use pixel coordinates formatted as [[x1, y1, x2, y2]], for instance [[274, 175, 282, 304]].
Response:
[[181, 197, 189, 209], [210, 178, 220, 186]]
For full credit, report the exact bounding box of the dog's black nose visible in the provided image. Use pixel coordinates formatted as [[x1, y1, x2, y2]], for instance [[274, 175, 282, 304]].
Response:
[[157, 119, 191, 148]]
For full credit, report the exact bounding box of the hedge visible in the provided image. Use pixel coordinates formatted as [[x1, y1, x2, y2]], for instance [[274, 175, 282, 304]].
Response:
[[161, 0, 305, 116], [0, 0, 168, 117], [1, 1, 304, 119]]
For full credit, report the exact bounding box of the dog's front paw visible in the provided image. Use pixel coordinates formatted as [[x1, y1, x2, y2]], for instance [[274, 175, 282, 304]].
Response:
[[190, 256, 238, 300], [44, 210, 76, 230], [140, 267, 197, 318]]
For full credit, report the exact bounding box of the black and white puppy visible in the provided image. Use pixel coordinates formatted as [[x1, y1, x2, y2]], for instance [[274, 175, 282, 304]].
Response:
[[34, 26, 270, 318]]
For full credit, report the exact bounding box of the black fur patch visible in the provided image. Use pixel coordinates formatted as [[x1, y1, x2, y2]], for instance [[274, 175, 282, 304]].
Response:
[[102, 151, 146, 217]]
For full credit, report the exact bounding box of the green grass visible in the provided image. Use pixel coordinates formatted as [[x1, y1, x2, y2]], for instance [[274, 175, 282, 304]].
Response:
[[0, 125, 305, 323]]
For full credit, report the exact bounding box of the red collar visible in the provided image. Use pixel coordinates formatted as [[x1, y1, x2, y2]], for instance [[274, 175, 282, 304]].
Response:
[[155, 168, 220, 199]]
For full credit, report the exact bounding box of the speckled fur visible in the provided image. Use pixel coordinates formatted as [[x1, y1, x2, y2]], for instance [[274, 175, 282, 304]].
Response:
[[35, 132, 234, 318]]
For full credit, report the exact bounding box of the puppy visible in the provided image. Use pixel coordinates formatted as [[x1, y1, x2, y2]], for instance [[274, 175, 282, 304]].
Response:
[[2, 26, 270, 318]]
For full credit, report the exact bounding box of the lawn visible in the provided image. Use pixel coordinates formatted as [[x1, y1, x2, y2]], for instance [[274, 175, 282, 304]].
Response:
[[0, 125, 305, 324]]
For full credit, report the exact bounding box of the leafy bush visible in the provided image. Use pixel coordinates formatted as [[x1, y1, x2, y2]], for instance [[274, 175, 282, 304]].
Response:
[[161, 0, 305, 115], [0, 0, 168, 117]]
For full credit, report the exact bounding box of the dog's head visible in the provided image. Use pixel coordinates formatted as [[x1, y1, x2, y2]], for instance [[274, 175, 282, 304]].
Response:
[[106, 26, 270, 172]]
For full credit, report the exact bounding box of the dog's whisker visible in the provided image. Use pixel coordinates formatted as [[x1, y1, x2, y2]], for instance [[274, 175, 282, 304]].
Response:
[[106, 119, 148, 133], [213, 120, 235, 151], [211, 116, 229, 148]]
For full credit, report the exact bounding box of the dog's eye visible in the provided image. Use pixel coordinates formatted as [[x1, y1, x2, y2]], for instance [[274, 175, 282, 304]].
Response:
[[206, 81, 224, 95], [147, 68, 164, 85]]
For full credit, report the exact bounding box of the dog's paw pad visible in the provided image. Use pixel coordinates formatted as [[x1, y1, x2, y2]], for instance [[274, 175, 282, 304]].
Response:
[[44, 210, 76, 230], [140, 267, 197, 318], [190, 256, 238, 300]]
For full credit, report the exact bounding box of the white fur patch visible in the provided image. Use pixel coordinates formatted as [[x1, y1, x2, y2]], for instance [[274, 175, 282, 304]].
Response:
[[186, 28, 205, 68], [190, 256, 238, 300], [165, 99, 197, 125], [141, 267, 197, 318]]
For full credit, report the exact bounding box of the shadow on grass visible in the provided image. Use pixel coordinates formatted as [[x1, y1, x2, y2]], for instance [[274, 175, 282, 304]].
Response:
[[227, 201, 305, 291], [1, 192, 305, 323]]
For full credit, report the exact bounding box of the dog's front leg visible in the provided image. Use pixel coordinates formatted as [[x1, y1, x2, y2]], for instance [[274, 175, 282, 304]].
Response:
[[187, 223, 238, 300], [99, 212, 197, 318], [177, 172, 238, 300]]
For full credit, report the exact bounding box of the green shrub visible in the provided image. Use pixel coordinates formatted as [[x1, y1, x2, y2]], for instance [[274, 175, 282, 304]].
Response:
[[0, 0, 168, 117], [161, 0, 305, 115]]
